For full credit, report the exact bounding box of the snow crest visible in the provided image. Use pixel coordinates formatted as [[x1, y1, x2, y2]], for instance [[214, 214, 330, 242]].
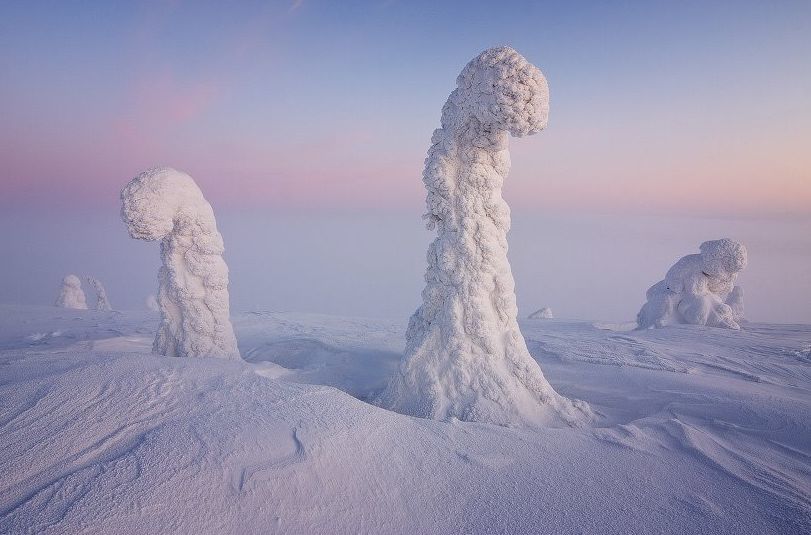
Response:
[[379, 47, 590, 427], [121, 167, 240, 360], [86, 277, 112, 311], [637, 239, 748, 330], [55, 274, 87, 310]]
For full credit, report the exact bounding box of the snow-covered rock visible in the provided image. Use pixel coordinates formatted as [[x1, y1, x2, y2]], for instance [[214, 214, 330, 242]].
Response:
[[86, 277, 111, 311], [54, 274, 87, 309], [529, 307, 554, 320], [379, 47, 590, 427], [637, 239, 748, 330], [121, 167, 240, 360]]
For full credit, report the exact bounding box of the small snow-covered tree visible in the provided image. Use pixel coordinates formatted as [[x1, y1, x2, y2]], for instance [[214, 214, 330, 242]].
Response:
[[529, 307, 554, 320], [379, 47, 590, 427], [121, 167, 240, 360], [86, 276, 112, 311], [145, 294, 159, 312], [637, 239, 747, 330], [55, 274, 88, 309]]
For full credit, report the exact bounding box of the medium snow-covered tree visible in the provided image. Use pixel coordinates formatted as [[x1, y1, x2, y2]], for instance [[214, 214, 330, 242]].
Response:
[[529, 307, 554, 320], [379, 47, 590, 427], [637, 239, 747, 330], [86, 276, 112, 311], [55, 274, 88, 309], [121, 167, 240, 359]]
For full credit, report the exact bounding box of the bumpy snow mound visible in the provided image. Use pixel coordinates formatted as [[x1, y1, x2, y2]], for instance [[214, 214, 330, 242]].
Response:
[[55, 274, 88, 309], [121, 167, 240, 360], [637, 239, 748, 330], [529, 307, 554, 320], [379, 47, 590, 427], [86, 277, 112, 311], [145, 294, 159, 312]]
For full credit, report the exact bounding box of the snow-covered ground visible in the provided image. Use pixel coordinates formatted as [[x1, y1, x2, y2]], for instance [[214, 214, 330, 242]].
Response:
[[0, 305, 809, 534]]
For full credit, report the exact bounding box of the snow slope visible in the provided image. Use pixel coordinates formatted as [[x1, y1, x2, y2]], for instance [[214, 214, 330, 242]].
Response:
[[0, 305, 809, 534]]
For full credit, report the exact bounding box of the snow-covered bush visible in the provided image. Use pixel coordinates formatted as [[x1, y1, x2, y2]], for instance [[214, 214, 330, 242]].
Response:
[[379, 47, 590, 427], [121, 167, 240, 359], [529, 307, 554, 320], [55, 274, 88, 309], [86, 277, 112, 311], [637, 239, 747, 330]]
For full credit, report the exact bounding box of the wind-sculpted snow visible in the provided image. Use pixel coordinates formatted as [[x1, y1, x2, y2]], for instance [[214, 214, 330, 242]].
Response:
[[86, 277, 111, 311], [121, 167, 239, 360], [0, 306, 809, 534], [638, 239, 748, 330], [54, 275, 87, 310], [380, 47, 590, 427]]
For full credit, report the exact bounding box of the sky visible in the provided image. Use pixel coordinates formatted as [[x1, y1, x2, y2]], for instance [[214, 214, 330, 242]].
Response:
[[1, 1, 810, 322]]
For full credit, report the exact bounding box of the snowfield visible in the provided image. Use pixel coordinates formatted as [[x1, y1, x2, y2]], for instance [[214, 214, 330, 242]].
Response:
[[0, 305, 809, 534]]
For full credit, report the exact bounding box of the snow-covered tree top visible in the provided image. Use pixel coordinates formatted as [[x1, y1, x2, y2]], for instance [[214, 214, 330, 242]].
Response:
[[698, 238, 748, 276]]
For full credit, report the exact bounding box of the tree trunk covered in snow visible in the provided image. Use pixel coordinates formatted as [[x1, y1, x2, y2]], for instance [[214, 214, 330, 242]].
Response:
[[121, 167, 240, 360], [380, 47, 590, 427]]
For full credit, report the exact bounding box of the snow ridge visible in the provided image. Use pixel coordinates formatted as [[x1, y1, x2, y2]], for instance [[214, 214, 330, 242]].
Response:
[[380, 47, 590, 427], [121, 167, 239, 360]]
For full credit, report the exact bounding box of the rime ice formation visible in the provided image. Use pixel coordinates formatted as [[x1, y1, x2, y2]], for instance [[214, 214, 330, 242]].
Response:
[[87, 277, 112, 311], [55, 274, 88, 310], [146, 294, 159, 312], [121, 167, 240, 360], [637, 239, 748, 330], [379, 47, 590, 427], [529, 307, 554, 320]]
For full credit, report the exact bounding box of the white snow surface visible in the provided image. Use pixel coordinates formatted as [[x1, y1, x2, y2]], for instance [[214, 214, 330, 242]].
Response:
[[529, 307, 554, 319], [87, 276, 112, 311], [121, 167, 239, 360], [0, 304, 809, 534], [638, 239, 748, 330], [54, 274, 87, 310], [380, 47, 588, 427]]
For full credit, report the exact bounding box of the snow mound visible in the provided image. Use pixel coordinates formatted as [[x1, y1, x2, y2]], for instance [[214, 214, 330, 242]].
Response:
[[54, 275, 87, 310], [379, 47, 590, 427], [121, 167, 239, 360], [637, 239, 748, 330], [529, 307, 554, 320]]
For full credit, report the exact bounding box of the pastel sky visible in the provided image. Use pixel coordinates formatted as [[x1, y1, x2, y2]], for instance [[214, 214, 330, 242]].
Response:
[[1, 0, 809, 216]]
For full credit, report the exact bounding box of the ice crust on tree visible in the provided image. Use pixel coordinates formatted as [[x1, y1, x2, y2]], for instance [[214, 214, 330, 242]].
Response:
[[379, 47, 591, 427], [121, 167, 240, 360], [637, 239, 748, 330], [529, 307, 554, 320], [87, 277, 112, 311], [55, 274, 88, 310]]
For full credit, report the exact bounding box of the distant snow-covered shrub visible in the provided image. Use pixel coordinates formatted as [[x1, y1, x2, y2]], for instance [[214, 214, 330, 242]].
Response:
[[121, 167, 240, 359], [637, 239, 747, 330], [55, 274, 88, 310], [379, 47, 591, 427]]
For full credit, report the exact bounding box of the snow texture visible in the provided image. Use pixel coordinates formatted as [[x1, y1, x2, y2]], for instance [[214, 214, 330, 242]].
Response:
[[86, 277, 111, 311], [54, 275, 87, 310], [379, 47, 590, 427], [529, 307, 554, 320], [637, 239, 748, 330], [121, 167, 239, 360], [145, 294, 159, 312]]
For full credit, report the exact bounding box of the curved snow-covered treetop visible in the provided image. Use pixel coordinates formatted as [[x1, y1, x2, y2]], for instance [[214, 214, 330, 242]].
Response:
[[379, 47, 591, 427], [637, 238, 748, 330], [86, 276, 112, 311], [55, 274, 87, 310], [529, 307, 554, 320], [121, 167, 240, 360]]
